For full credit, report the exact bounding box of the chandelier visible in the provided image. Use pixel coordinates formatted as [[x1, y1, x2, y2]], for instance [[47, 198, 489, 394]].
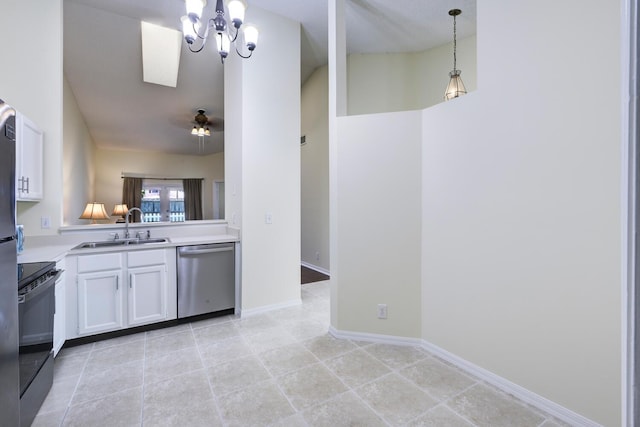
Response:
[[444, 9, 467, 101], [181, 0, 258, 64]]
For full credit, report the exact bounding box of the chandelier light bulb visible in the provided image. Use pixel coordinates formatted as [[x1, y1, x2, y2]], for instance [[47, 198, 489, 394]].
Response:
[[181, 16, 197, 44], [243, 25, 259, 51], [227, 0, 245, 28], [185, 0, 205, 23]]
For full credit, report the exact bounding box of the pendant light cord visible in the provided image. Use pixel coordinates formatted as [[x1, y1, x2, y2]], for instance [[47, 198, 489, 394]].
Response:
[[453, 13, 457, 71]]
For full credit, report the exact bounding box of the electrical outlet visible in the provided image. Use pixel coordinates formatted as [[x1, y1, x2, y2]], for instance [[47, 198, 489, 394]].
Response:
[[265, 213, 273, 224], [377, 304, 387, 319], [41, 216, 51, 229], [315, 251, 320, 261]]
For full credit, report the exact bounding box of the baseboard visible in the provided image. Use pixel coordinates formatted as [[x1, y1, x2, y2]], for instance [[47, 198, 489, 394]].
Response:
[[421, 340, 602, 427], [329, 326, 423, 347], [301, 261, 330, 276], [327, 326, 600, 426], [239, 298, 302, 318]]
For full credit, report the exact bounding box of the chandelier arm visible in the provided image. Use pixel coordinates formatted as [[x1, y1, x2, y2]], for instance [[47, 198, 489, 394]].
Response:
[[229, 26, 239, 43], [235, 47, 253, 59], [188, 43, 207, 53]]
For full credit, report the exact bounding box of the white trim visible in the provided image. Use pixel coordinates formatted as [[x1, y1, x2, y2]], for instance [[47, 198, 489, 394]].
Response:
[[421, 340, 602, 427], [239, 298, 301, 318], [301, 261, 330, 276], [329, 326, 423, 347], [623, 0, 637, 425], [328, 326, 601, 426]]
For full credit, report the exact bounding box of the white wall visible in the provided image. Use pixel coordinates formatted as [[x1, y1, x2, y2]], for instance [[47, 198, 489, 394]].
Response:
[[301, 66, 330, 272], [226, 6, 301, 312], [63, 77, 96, 227], [91, 148, 224, 224], [330, 0, 623, 425], [336, 111, 423, 337], [421, 1, 622, 424], [0, 0, 63, 236], [347, 36, 476, 115]]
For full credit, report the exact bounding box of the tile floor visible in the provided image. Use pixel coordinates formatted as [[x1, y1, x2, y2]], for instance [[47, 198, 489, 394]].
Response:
[[33, 281, 570, 427]]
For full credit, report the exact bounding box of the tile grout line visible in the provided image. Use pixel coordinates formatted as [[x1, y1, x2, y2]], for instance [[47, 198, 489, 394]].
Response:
[[190, 320, 227, 427], [139, 331, 147, 426]]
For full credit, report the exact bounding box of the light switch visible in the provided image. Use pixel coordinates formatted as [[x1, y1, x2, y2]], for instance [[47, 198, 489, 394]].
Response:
[[265, 213, 273, 224]]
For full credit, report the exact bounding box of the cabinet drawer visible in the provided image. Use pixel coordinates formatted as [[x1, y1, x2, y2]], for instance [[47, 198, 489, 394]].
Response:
[[128, 249, 165, 268], [77, 253, 122, 273]]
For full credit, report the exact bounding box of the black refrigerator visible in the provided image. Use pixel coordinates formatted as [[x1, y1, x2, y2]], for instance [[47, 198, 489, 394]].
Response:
[[0, 99, 19, 426]]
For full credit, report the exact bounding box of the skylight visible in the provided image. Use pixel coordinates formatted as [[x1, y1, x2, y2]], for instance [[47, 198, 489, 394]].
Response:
[[140, 21, 182, 87]]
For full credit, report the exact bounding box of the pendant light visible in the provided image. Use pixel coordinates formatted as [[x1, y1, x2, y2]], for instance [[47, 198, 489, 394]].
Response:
[[444, 9, 467, 101]]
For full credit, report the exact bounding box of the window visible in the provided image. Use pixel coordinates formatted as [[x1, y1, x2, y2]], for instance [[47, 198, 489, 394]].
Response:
[[141, 180, 185, 222]]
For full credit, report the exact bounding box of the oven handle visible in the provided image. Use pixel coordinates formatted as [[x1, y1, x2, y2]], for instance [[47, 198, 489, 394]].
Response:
[[18, 269, 63, 304]]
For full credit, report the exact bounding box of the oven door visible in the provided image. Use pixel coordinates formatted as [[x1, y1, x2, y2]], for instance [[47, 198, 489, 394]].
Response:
[[18, 269, 60, 396]]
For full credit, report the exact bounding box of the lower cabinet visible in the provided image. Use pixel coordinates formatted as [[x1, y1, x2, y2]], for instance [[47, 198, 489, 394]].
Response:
[[77, 269, 124, 335], [70, 248, 175, 338], [127, 265, 166, 326]]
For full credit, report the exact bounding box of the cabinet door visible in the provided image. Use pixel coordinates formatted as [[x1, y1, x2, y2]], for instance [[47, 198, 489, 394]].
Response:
[[77, 270, 123, 335], [15, 112, 43, 201], [127, 265, 166, 326], [53, 273, 66, 356]]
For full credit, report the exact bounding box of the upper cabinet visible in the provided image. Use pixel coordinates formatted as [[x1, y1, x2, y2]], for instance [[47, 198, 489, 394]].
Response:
[[15, 112, 44, 201]]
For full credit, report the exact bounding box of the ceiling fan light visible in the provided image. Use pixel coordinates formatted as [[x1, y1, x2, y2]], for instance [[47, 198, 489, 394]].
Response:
[[185, 0, 205, 23], [243, 25, 258, 51], [205, 127, 211, 136], [191, 126, 198, 135], [181, 15, 197, 44], [228, 0, 245, 28]]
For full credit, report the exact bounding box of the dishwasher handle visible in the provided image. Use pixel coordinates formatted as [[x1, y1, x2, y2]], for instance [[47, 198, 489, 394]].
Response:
[[178, 245, 234, 256]]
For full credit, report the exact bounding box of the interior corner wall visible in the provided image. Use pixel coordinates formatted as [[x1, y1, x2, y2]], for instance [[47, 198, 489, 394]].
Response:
[[63, 76, 96, 226], [335, 110, 422, 338], [301, 66, 330, 272], [421, 1, 622, 425], [92, 148, 223, 223], [0, 0, 63, 236], [347, 36, 476, 116], [225, 7, 301, 312]]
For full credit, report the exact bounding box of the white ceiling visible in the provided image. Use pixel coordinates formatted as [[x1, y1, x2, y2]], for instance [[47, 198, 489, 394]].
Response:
[[64, 0, 476, 156]]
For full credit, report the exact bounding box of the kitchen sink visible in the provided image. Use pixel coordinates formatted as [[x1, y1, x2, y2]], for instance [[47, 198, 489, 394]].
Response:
[[73, 237, 170, 250]]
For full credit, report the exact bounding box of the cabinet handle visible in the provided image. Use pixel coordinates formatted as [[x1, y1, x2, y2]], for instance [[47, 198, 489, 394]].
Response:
[[25, 177, 29, 193], [116, 276, 119, 290], [129, 274, 132, 288]]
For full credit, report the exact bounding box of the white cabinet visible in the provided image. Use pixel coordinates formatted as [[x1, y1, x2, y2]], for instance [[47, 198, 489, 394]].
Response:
[[127, 250, 167, 326], [53, 259, 66, 356], [77, 270, 124, 335], [15, 112, 44, 201], [71, 249, 172, 337]]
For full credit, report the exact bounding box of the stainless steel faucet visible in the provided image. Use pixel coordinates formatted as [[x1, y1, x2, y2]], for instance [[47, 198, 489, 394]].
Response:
[[124, 207, 143, 239]]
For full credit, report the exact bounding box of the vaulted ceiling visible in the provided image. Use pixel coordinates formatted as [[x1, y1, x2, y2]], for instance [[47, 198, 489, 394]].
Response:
[[64, 0, 476, 156]]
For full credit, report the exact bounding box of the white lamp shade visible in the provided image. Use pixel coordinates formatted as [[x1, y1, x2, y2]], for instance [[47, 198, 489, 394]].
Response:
[[227, 0, 245, 27], [243, 25, 258, 50], [80, 202, 110, 223], [181, 15, 198, 44], [185, 0, 205, 22], [216, 32, 230, 57], [112, 204, 129, 216]]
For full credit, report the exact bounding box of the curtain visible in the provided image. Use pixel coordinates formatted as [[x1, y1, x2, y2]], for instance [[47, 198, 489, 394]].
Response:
[[122, 177, 142, 222], [183, 178, 203, 221]]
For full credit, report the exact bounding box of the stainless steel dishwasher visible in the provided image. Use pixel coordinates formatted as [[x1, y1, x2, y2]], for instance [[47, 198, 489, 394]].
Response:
[[177, 243, 235, 318]]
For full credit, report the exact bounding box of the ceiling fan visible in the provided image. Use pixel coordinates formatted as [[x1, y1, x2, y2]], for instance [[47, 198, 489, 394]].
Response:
[[190, 109, 223, 136]]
